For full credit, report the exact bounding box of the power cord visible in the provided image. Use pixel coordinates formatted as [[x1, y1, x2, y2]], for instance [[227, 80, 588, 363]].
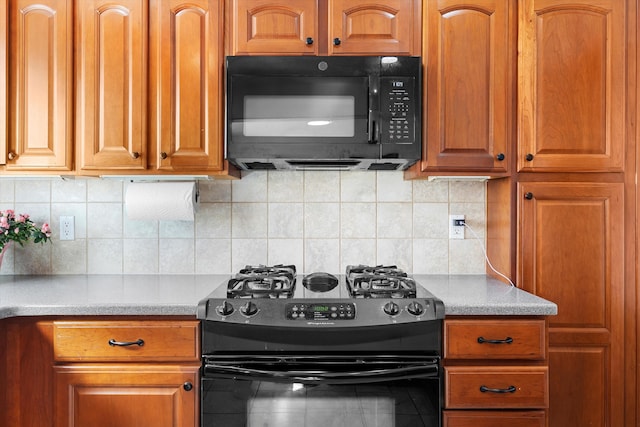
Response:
[[463, 222, 516, 287]]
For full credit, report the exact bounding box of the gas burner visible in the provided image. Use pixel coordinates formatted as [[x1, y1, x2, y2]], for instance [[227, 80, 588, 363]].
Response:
[[228, 264, 296, 298], [346, 264, 416, 298]]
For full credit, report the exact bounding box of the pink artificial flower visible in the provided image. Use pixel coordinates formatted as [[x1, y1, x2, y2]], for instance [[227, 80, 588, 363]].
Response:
[[17, 215, 26, 223], [0, 217, 7, 228], [41, 223, 52, 237], [14, 227, 19, 234]]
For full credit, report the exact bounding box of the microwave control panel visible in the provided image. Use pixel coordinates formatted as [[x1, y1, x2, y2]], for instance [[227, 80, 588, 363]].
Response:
[[380, 77, 416, 144]]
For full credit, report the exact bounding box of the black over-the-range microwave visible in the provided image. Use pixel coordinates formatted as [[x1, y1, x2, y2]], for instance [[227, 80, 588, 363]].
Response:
[[225, 55, 422, 171]]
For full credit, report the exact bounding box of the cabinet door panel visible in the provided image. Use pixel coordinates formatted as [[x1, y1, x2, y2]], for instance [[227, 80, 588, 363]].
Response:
[[7, 0, 73, 170], [77, 0, 147, 170], [54, 365, 198, 427], [150, 0, 224, 171], [329, 0, 419, 55], [230, 0, 317, 55], [518, 182, 624, 427], [518, 0, 625, 171], [0, 1, 6, 165], [408, 0, 512, 177]]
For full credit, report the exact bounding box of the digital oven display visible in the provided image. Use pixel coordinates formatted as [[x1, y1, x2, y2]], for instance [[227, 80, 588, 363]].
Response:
[[285, 303, 355, 321]]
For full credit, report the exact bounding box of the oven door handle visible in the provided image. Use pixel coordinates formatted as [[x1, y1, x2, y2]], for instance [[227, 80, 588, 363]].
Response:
[[204, 363, 439, 385]]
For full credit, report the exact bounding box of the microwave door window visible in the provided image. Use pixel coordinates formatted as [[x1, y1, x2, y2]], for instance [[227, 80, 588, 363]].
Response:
[[243, 96, 355, 137]]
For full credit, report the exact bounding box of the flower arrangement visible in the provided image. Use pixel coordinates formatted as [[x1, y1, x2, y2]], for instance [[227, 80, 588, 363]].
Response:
[[0, 209, 52, 252]]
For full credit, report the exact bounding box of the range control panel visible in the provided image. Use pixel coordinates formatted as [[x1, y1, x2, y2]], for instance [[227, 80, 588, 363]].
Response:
[[286, 303, 356, 321]]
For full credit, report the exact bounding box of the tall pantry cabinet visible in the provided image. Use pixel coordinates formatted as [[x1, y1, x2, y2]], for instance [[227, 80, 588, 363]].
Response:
[[486, 0, 633, 426]]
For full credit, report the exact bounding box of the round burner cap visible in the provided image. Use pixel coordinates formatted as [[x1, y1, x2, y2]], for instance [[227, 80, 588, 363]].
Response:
[[303, 272, 338, 292]]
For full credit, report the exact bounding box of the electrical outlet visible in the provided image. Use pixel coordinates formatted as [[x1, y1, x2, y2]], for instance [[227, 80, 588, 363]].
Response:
[[449, 214, 465, 239], [60, 216, 74, 241]]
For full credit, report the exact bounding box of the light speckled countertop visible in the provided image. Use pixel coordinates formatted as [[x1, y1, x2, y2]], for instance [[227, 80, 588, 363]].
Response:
[[0, 274, 556, 319]]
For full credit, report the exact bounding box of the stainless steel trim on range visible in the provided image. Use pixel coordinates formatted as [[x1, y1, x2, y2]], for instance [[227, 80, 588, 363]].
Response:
[[225, 56, 422, 171]]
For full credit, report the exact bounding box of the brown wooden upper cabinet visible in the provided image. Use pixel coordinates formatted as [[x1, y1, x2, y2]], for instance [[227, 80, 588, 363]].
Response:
[[517, 0, 625, 172], [75, 0, 148, 172], [76, 0, 225, 174], [148, 0, 225, 172], [228, 0, 421, 56], [405, 0, 514, 178], [4, 0, 74, 171]]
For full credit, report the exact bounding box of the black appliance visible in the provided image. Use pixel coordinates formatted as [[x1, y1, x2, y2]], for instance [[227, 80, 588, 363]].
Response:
[[225, 56, 422, 171], [197, 265, 445, 427]]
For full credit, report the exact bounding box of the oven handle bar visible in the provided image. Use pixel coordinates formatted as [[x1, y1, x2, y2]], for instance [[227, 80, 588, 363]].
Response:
[[203, 363, 439, 385]]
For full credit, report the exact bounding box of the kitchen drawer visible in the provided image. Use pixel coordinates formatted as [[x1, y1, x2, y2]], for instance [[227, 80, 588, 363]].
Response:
[[443, 410, 546, 427], [53, 320, 200, 362], [445, 366, 548, 409], [444, 319, 546, 360]]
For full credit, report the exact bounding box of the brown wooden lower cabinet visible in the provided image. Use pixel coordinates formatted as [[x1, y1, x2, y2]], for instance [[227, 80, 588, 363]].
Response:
[[445, 366, 548, 409], [0, 317, 200, 427], [54, 364, 198, 427], [443, 410, 546, 427], [443, 317, 549, 425]]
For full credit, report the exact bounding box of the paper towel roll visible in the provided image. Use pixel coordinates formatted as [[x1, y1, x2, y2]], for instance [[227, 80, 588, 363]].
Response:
[[125, 182, 198, 221]]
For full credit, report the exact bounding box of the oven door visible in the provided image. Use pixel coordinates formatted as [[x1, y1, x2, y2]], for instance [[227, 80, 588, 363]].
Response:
[[201, 355, 441, 427]]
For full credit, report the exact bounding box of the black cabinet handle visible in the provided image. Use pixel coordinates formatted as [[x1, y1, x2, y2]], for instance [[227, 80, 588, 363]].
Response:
[[183, 382, 193, 391], [524, 192, 534, 200], [477, 336, 513, 344], [525, 153, 534, 161], [131, 151, 140, 159], [306, 37, 313, 45], [480, 385, 517, 394], [333, 37, 341, 46], [496, 153, 505, 161], [108, 338, 144, 347]]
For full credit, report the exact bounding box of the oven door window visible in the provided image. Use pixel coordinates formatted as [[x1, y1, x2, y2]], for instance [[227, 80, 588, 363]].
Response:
[[203, 377, 439, 427], [201, 356, 440, 427], [228, 76, 369, 143]]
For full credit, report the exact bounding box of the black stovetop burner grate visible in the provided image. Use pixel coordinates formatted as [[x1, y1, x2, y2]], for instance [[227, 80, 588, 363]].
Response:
[[346, 264, 417, 298], [227, 264, 296, 298]]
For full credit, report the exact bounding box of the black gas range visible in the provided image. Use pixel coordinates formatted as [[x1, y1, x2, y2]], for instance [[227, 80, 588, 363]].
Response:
[[197, 264, 444, 328], [198, 265, 444, 427]]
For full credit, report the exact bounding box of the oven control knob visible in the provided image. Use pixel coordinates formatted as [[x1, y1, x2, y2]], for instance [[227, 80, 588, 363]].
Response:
[[407, 301, 424, 316], [383, 301, 400, 316], [216, 301, 234, 316], [241, 301, 258, 316]]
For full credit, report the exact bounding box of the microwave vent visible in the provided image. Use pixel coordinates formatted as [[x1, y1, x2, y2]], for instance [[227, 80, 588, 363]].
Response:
[[244, 162, 277, 170], [368, 163, 401, 171]]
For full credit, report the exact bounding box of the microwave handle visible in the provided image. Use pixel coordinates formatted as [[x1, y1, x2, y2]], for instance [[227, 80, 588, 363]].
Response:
[[368, 111, 379, 144]]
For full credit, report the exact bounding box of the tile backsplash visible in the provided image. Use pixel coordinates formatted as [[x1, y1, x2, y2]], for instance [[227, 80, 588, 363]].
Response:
[[0, 171, 487, 275]]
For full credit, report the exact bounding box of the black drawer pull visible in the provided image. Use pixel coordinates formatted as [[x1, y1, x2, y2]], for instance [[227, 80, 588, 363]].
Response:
[[477, 336, 513, 344], [480, 385, 517, 394], [108, 338, 144, 347]]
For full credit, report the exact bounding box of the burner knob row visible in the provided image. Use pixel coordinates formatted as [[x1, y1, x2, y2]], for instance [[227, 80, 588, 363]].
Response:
[[216, 301, 259, 317], [383, 301, 424, 316]]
